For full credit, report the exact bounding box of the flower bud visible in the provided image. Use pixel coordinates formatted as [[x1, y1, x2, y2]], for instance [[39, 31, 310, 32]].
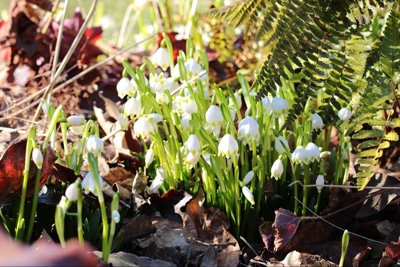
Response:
[[242, 186, 255, 205], [112, 210, 120, 223], [311, 113, 324, 129], [338, 108, 352, 121], [145, 148, 155, 168], [32, 148, 43, 169], [67, 115, 85, 126], [275, 136, 289, 154], [316, 175, 324, 193], [243, 171, 255, 185], [271, 159, 284, 180], [65, 182, 79, 201]]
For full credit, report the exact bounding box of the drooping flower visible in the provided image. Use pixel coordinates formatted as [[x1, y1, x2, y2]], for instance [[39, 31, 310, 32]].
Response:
[[145, 148, 155, 168], [275, 136, 289, 154], [261, 95, 273, 114], [243, 171, 255, 185], [32, 148, 43, 169], [58, 196, 68, 214], [123, 95, 142, 118], [205, 105, 224, 136], [229, 92, 242, 110], [119, 114, 130, 130], [184, 135, 202, 168], [82, 171, 103, 196], [151, 47, 170, 71], [134, 113, 163, 138], [316, 175, 325, 193], [41, 100, 50, 116], [218, 134, 239, 158], [271, 159, 284, 180], [149, 73, 177, 93], [304, 142, 320, 163], [117, 77, 136, 99], [67, 115, 85, 127], [311, 113, 324, 129], [238, 117, 260, 147], [291, 146, 306, 165], [242, 186, 255, 205], [86, 135, 104, 157], [338, 108, 352, 121], [185, 59, 202, 79], [65, 182, 79, 201], [272, 97, 289, 114]]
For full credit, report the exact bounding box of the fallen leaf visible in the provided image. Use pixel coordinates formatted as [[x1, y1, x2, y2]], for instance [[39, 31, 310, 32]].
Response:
[[0, 140, 57, 204], [272, 208, 301, 252]]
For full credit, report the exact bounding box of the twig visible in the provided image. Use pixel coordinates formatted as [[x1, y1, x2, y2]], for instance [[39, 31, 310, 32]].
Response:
[[0, 34, 157, 119], [288, 180, 400, 191], [294, 196, 388, 246], [240, 236, 259, 257]]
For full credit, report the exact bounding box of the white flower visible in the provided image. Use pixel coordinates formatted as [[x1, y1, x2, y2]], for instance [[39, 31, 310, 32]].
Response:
[[123, 95, 142, 118], [134, 113, 162, 138], [291, 146, 306, 165], [151, 47, 170, 71], [261, 95, 273, 114], [272, 97, 289, 114], [185, 59, 202, 79], [229, 92, 242, 110], [316, 175, 324, 193], [117, 77, 136, 98], [32, 148, 43, 169], [148, 167, 167, 194], [65, 182, 79, 201], [205, 105, 224, 136], [184, 135, 202, 167], [338, 108, 352, 121], [275, 136, 289, 154], [119, 114, 130, 130], [156, 92, 170, 104], [181, 98, 198, 114], [82, 171, 103, 196], [218, 134, 239, 158], [67, 115, 85, 126], [242, 186, 255, 205], [304, 142, 320, 163], [145, 148, 155, 168], [271, 159, 284, 180], [180, 114, 192, 130], [112, 210, 121, 223], [243, 171, 255, 185], [311, 113, 324, 129], [86, 135, 104, 156], [238, 117, 260, 147]]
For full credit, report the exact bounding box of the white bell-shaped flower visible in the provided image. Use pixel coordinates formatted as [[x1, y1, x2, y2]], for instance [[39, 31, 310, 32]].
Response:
[[112, 210, 121, 223], [65, 182, 79, 201], [184, 135, 202, 168], [238, 117, 260, 147], [272, 97, 289, 114], [218, 134, 239, 158], [305, 142, 320, 163], [338, 108, 352, 121], [242, 186, 255, 205], [261, 95, 273, 114], [117, 77, 136, 98], [271, 159, 284, 180], [205, 105, 224, 136], [123, 95, 142, 118], [148, 167, 167, 194], [67, 115, 85, 126], [85, 135, 104, 157], [275, 135, 289, 154], [134, 113, 162, 138], [32, 148, 43, 169], [151, 47, 170, 71], [185, 59, 202, 79], [82, 171, 103, 196], [311, 113, 324, 129], [291, 146, 306, 165], [119, 114, 130, 130]]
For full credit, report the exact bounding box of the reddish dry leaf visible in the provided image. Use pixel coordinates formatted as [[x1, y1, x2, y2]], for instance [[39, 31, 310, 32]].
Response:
[[272, 208, 301, 252], [379, 239, 400, 267], [0, 140, 57, 204]]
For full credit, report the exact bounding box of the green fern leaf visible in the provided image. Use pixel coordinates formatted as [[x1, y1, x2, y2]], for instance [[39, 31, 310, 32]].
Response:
[[352, 129, 384, 139]]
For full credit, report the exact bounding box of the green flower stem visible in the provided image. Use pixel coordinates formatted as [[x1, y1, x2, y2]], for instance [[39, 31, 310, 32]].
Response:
[[55, 205, 66, 247], [106, 192, 120, 255], [88, 152, 110, 262], [76, 179, 84, 246], [293, 164, 301, 215], [339, 230, 350, 267], [15, 127, 36, 241], [25, 168, 42, 243], [42, 106, 63, 152], [302, 165, 310, 217], [60, 115, 71, 167]]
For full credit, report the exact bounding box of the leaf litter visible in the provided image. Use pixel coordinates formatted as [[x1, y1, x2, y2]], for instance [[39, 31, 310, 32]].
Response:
[[0, 0, 399, 266]]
